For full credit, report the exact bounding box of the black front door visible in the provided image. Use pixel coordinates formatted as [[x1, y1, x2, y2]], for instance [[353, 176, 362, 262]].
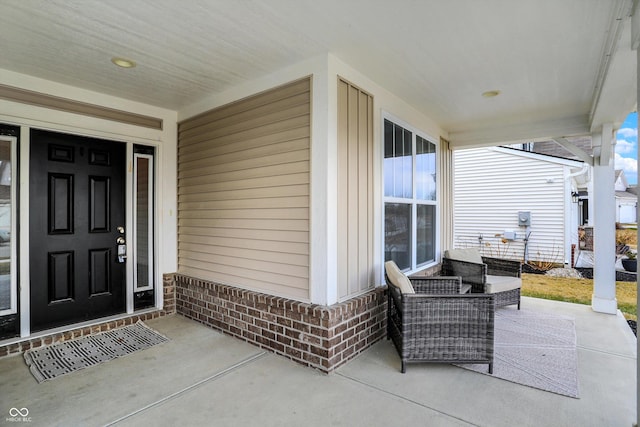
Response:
[[30, 129, 126, 331]]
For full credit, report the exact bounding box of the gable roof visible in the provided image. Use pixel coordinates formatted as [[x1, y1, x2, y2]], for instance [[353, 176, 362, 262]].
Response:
[[615, 169, 630, 191]]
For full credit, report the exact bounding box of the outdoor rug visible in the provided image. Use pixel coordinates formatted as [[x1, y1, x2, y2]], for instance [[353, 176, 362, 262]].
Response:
[[24, 321, 169, 383], [458, 309, 579, 398]]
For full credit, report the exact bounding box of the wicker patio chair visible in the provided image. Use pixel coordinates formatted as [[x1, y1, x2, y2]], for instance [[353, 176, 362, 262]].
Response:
[[441, 248, 522, 309], [384, 261, 495, 374]]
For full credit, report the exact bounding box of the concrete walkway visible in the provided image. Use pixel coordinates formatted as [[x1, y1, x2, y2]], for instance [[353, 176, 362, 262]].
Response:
[[0, 297, 636, 426]]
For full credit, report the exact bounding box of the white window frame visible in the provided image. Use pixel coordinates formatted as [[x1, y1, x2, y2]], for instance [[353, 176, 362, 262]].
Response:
[[382, 113, 439, 273], [133, 152, 154, 292], [0, 136, 17, 316]]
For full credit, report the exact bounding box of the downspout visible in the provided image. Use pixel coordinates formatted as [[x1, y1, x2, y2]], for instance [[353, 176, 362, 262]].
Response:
[[566, 162, 589, 181], [565, 162, 589, 211]]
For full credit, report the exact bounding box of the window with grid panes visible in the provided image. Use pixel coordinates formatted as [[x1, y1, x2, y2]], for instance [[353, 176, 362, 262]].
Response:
[[383, 118, 437, 271]]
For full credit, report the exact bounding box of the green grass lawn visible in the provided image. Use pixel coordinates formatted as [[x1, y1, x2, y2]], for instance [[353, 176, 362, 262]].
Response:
[[521, 273, 637, 320]]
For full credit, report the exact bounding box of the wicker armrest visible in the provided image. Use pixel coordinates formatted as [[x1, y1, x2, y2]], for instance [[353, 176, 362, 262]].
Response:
[[409, 276, 463, 294], [442, 257, 487, 286], [386, 278, 403, 306], [482, 257, 522, 277]]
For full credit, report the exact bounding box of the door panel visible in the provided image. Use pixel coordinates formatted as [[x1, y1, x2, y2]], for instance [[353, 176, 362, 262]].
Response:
[[30, 129, 126, 331], [89, 176, 110, 232], [49, 173, 74, 234], [48, 251, 74, 302]]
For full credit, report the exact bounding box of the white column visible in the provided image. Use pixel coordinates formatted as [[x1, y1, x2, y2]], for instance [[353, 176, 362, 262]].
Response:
[[587, 176, 594, 225], [632, 21, 640, 427], [591, 128, 617, 314], [309, 55, 339, 306]]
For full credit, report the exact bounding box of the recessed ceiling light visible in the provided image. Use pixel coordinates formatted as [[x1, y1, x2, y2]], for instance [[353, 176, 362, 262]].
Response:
[[482, 90, 501, 98], [111, 57, 136, 68]]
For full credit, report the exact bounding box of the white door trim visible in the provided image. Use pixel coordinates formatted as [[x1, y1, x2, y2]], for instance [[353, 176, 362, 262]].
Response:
[[19, 126, 30, 337]]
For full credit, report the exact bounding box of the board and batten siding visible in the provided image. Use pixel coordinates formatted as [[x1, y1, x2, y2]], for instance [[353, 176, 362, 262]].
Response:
[[439, 137, 454, 253], [337, 78, 374, 300], [177, 78, 311, 301], [454, 148, 567, 264]]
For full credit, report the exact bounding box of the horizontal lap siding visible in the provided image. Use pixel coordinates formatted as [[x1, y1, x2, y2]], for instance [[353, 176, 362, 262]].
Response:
[[177, 78, 311, 301], [454, 148, 566, 263]]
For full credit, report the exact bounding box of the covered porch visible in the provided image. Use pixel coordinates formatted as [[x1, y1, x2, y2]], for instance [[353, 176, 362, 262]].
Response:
[[0, 2, 637, 422], [0, 297, 635, 426]]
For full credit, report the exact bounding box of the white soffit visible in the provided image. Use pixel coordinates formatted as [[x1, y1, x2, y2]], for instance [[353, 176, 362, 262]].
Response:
[[0, 0, 634, 145]]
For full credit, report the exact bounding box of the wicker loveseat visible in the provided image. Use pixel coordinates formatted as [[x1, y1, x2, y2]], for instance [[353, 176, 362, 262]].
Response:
[[442, 248, 522, 309], [384, 261, 495, 374]]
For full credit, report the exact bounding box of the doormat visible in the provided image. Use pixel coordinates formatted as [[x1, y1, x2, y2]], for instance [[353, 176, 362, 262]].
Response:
[[24, 321, 169, 383], [458, 309, 579, 398]]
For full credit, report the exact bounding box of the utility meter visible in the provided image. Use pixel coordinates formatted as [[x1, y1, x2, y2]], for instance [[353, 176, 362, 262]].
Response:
[[518, 211, 531, 227]]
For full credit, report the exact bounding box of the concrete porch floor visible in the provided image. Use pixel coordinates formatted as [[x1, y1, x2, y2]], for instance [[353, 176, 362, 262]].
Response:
[[0, 297, 636, 427]]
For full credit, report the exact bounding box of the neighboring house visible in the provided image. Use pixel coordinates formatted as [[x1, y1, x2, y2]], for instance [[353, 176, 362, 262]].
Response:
[[529, 137, 594, 226], [615, 170, 637, 223], [454, 147, 587, 266]]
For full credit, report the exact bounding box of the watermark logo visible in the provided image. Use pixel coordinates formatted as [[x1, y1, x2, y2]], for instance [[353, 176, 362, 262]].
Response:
[[6, 407, 31, 423]]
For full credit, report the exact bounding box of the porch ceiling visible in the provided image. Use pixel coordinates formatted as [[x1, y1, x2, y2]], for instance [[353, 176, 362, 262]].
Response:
[[0, 0, 635, 146]]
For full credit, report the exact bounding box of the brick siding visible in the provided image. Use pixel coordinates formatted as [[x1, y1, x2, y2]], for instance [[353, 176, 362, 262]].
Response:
[[174, 274, 387, 373], [579, 226, 593, 250]]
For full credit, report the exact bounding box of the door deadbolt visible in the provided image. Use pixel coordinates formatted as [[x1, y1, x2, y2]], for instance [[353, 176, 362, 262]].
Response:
[[116, 236, 127, 263]]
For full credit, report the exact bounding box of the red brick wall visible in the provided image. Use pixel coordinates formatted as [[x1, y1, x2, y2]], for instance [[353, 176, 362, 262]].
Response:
[[579, 226, 593, 250], [174, 274, 387, 373], [163, 273, 176, 314]]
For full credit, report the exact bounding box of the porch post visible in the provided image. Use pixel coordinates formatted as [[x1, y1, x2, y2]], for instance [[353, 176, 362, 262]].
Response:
[[591, 126, 617, 314], [632, 23, 640, 427], [309, 59, 339, 306]]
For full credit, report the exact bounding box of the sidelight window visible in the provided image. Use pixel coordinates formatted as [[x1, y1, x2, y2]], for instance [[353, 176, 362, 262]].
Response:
[[0, 137, 16, 316], [133, 149, 154, 292]]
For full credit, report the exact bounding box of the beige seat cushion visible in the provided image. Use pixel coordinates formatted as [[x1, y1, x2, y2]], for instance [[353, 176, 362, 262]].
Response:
[[444, 248, 484, 264], [485, 275, 522, 293], [384, 261, 415, 294]]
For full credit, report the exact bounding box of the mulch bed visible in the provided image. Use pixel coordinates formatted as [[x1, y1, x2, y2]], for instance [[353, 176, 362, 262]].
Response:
[[627, 320, 637, 336], [526, 266, 637, 283]]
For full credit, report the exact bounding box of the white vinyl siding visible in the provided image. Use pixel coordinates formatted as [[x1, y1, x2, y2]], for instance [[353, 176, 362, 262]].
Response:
[[454, 148, 568, 264], [177, 78, 311, 301]]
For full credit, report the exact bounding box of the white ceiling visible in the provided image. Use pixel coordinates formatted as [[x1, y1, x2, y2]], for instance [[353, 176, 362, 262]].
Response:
[[0, 0, 636, 146]]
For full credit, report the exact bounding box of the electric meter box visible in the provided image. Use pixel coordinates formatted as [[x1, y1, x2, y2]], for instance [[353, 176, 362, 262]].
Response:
[[518, 211, 531, 227]]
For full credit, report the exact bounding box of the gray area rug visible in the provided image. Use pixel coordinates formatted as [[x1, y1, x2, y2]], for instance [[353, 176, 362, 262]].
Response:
[[459, 309, 579, 398], [24, 321, 169, 383]]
